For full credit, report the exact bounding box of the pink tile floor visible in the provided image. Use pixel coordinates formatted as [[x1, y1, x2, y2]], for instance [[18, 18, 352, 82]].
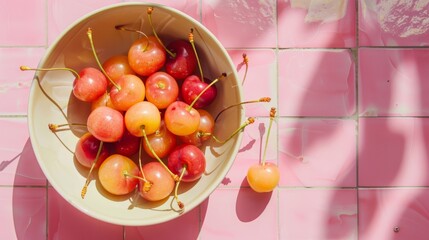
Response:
[[1, 0, 429, 239]]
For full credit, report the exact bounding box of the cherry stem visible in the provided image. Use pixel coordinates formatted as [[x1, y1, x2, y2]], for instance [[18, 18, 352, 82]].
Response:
[[241, 53, 249, 85], [261, 107, 276, 166], [20, 66, 79, 79], [123, 172, 147, 182], [211, 117, 255, 144], [174, 166, 186, 210], [187, 73, 226, 111], [115, 25, 150, 51], [214, 97, 271, 122], [141, 126, 179, 182], [20, 67, 68, 120], [138, 137, 150, 186], [86, 28, 121, 91], [47, 124, 74, 154], [48, 123, 87, 132], [147, 7, 176, 58], [81, 140, 104, 199], [189, 28, 204, 82]]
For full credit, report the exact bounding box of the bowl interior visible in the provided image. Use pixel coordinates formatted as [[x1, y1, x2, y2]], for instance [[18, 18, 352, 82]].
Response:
[[28, 3, 243, 226]]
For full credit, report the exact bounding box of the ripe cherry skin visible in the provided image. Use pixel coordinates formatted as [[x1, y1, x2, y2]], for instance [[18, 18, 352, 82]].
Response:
[[143, 120, 177, 159], [91, 92, 115, 111], [179, 109, 214, 147], [109, 129, 140, 157], [102, 55, 136, 83], [165, 39, 197, 80], [164, 101, 200, 136], [145, 71, 179, 109], [246, 162, 280, 193], [128, 36, 166, 77], [73, 67, 108, 102], [139, 161, 175, 202], [87, 106, 124, 142], [167, 144, 206, 182], [125, 101, 161, 137], [74, 132, 110, 168], [181, 75, 217, 109], [98, 154, 140, 195], [109, 74, 146, 112]]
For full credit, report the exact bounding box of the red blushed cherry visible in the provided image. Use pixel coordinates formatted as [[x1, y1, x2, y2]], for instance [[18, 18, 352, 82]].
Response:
[[165, 39, 197, 80], [145, 71, 179, 109], [167, 144, 206, 182], [179, 109, 214, 147], [164, 101, 200, 136], [19, 66, 107, 103], [128, 36, 166, 77], [72, 67, 108, 102], [102, 55, 136, 83], [181, 75, 217, 109], [109, 74, 146, 112], [87, 106, 124, 142], [91, 91, 115, 111], [74, 132, 110, 168], [98, 154, 140, 196], [139, 161, 175, 202], [143, 120, 177, 159], [108, 129, 140, 157]]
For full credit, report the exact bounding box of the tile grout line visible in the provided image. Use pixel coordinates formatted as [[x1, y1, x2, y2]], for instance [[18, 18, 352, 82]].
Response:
[[274, 0, 280, 238], [355, 0, 361, 239]]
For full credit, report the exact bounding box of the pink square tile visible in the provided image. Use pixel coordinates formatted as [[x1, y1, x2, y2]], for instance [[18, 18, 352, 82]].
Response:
[[48, 188, 123, 240], [200, 188, 278, 239], [220, 118, 277, 187], [125, 206, 200, 240], [278, 0, 356, 48], [0, 0, 46, 46], [359, 48, 429, 117], [279, 189, 357, 240], [0, 118, 46, 186], [359, 188, 429, 240], [359, 0, 429, 46], [0, 48, 45, 114], [278, 49, 356, 117], [47, 0, 121, 44], [124, 0, 199, 21], [278, 119, 356, 187], [227, 50, 277, 117], [202, 0, 277, 48], [0, 187, 46, 240], [359, 118, 429, 187]]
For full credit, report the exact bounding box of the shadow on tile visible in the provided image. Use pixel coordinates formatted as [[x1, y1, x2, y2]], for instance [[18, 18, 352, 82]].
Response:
[[235, 177, 272, 222]]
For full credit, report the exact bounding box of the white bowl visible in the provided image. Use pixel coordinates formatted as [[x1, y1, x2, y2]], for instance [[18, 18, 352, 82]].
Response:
[[28, 2, 243, 226]]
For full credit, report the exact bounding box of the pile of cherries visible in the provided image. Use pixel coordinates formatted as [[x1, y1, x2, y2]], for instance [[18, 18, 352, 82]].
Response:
[[74, 25, 224, 208], [23, 7, 280, 212]]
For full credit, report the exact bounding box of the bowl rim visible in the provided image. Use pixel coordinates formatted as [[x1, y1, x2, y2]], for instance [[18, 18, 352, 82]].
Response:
[[28, 2, 244, 226]]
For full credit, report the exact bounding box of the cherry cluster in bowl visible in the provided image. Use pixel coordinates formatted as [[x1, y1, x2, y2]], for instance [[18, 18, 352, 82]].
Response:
[[22, 8, 257, 211], [77, 26, 216, 208], [22, 7, 279, 211]]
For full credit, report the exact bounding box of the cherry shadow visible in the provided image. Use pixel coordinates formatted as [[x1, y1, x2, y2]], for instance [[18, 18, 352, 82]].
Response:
[[235, 178, 272, 222]]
